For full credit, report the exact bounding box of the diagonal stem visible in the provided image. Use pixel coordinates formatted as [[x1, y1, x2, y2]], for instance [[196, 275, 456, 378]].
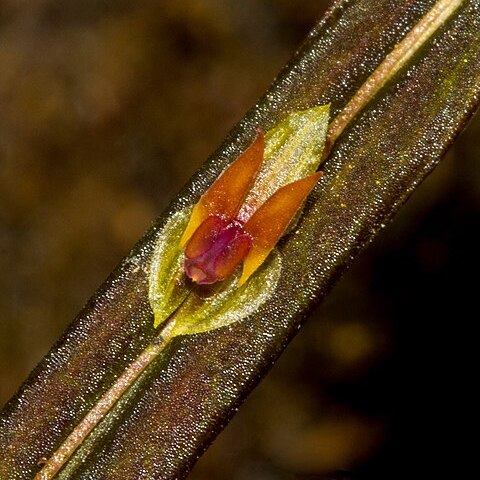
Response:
[[324, 0, 463, 156], [32, 1, 464, 478], [34, 315, 178, 480]]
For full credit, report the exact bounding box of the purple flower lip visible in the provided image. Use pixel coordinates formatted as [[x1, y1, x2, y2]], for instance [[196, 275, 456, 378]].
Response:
[[184, 216, 252, 285]]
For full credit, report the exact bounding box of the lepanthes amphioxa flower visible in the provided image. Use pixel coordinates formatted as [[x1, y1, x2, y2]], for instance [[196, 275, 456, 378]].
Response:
[[149, 105, 330, 330], [179, 130, 322, 286]]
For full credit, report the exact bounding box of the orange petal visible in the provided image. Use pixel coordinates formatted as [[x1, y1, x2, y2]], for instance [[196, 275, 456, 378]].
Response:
[[239, 171, 322, 286], [179, 131, 264, 248], [184, 215, 227, 259]]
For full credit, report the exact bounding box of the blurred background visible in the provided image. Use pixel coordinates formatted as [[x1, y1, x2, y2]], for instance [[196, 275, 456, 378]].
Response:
[[0, 1, 478, 479]]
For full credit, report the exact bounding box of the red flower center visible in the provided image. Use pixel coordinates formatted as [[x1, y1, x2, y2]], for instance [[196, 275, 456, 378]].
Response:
[[184, 215, 252, 285]]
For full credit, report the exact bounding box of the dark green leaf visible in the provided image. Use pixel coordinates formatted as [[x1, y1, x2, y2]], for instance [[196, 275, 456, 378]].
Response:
[[1, 1, 478, 479]]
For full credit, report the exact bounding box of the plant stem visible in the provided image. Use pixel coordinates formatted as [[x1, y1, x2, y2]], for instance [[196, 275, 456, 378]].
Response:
[[32, 1, 465, 477], [324, 0, 463, 156], [34, 315, 178, 480]]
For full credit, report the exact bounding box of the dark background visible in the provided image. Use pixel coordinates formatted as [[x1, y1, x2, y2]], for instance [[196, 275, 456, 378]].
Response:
[[0, 1, 478, 479]]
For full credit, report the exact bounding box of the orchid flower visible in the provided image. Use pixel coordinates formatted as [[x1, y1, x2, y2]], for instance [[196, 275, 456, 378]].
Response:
[[179, 130, 322, 286], [149, 105, 330, 329]]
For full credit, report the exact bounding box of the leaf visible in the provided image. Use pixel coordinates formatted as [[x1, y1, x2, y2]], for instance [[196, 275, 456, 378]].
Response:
[[1, 1, 479, 479]]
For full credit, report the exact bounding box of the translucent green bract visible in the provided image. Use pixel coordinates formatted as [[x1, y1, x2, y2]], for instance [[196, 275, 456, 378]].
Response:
[[242, 104, 330, 211], [169, 251, 281, 337], [149, 209, 192, 328]]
